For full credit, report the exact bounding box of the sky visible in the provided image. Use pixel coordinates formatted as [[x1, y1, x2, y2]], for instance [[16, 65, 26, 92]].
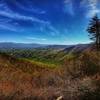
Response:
[[0, 0, 100, 45]]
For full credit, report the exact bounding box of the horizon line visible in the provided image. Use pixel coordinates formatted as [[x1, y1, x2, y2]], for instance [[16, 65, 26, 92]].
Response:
[[0, 41, 91, 45]]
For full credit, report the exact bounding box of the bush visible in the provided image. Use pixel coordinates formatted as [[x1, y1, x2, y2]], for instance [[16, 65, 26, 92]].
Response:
[[80, 51, 100, 76], [64, 51, 100, 77]]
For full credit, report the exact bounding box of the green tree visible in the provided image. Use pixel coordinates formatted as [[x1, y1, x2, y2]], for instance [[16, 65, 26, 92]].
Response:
[[87, 15, 100, 50]]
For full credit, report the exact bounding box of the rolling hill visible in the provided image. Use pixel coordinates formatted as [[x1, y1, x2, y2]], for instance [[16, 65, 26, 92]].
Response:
[[0, 48, 100, 99], [0, 42, 91, 65], [0, 52, 63, 99]]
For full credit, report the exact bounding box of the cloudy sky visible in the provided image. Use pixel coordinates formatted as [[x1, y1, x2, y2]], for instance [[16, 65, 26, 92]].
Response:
[[0, 0, 100, 44]]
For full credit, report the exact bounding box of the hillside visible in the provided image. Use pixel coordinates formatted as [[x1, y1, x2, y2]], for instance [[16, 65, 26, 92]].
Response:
[[0, 52, 62, 99], [0, 51, 100, 100], [0, 43, 91, 65]]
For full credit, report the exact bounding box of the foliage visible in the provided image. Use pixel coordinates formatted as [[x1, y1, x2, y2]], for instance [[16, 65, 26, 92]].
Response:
[[0, 48, 71, 65], [0, 50, 100, 99], [87, 15, 100, 50]]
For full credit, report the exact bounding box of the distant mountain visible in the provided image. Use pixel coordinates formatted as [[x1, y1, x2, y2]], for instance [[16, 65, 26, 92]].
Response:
[[44, 45, 71, 48], [0, 42, 91, 52], [0, 42, 72, 50], [40, 43, 91, 53], [0, 42, 47, 49], [43, 45, 73, 50], [63, 44, 91, 53]]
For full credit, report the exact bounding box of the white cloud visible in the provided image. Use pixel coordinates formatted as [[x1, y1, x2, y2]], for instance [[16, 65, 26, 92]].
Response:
[[26, 37, 47, 41], [0, 10, 48, 24], [81, 0, 100, 17], [0, 3, 49, 32], [63, 0, 74, 15], [0, 3, 48, 24], [38, 22, 60, 36], [15, 1, 46, 14], [0, 3, 60, 36], [48, 25, 60, 36], [0, 24, 18, 32], [0, 20, 24, 32], [0, 8, 59, 35]]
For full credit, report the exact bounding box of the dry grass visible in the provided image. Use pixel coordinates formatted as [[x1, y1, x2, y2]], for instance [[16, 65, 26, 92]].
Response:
[[0, 51, 100, 100]]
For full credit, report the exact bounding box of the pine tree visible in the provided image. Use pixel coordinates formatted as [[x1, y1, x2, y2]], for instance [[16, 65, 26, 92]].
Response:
[[87, 15, 100, 50]]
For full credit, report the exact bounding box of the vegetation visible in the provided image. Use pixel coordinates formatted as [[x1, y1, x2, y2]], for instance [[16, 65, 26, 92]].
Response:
[[0, 49, 100, 100], [0, 48, 74, 66], [87, 15, 100, 50]]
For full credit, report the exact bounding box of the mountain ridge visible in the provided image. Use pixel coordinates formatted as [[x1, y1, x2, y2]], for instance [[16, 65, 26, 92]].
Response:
[[0, 42, 91, 50]]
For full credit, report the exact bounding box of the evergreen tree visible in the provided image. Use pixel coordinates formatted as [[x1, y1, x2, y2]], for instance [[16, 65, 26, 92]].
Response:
[[87, 15, 100, 50]]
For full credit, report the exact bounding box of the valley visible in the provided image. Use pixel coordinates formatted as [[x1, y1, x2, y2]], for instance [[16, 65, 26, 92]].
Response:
[[0, 43, 100, 100]]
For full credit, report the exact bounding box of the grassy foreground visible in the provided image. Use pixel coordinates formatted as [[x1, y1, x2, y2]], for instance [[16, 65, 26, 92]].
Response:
[[0, 51, 100, 100]]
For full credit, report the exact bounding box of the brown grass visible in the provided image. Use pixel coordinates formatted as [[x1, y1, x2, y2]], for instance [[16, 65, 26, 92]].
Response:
[[0, 51, 100, 100]]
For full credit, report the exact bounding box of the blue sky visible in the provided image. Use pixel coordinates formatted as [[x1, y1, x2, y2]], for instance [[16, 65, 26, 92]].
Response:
[[0, 0, 100, 44]]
